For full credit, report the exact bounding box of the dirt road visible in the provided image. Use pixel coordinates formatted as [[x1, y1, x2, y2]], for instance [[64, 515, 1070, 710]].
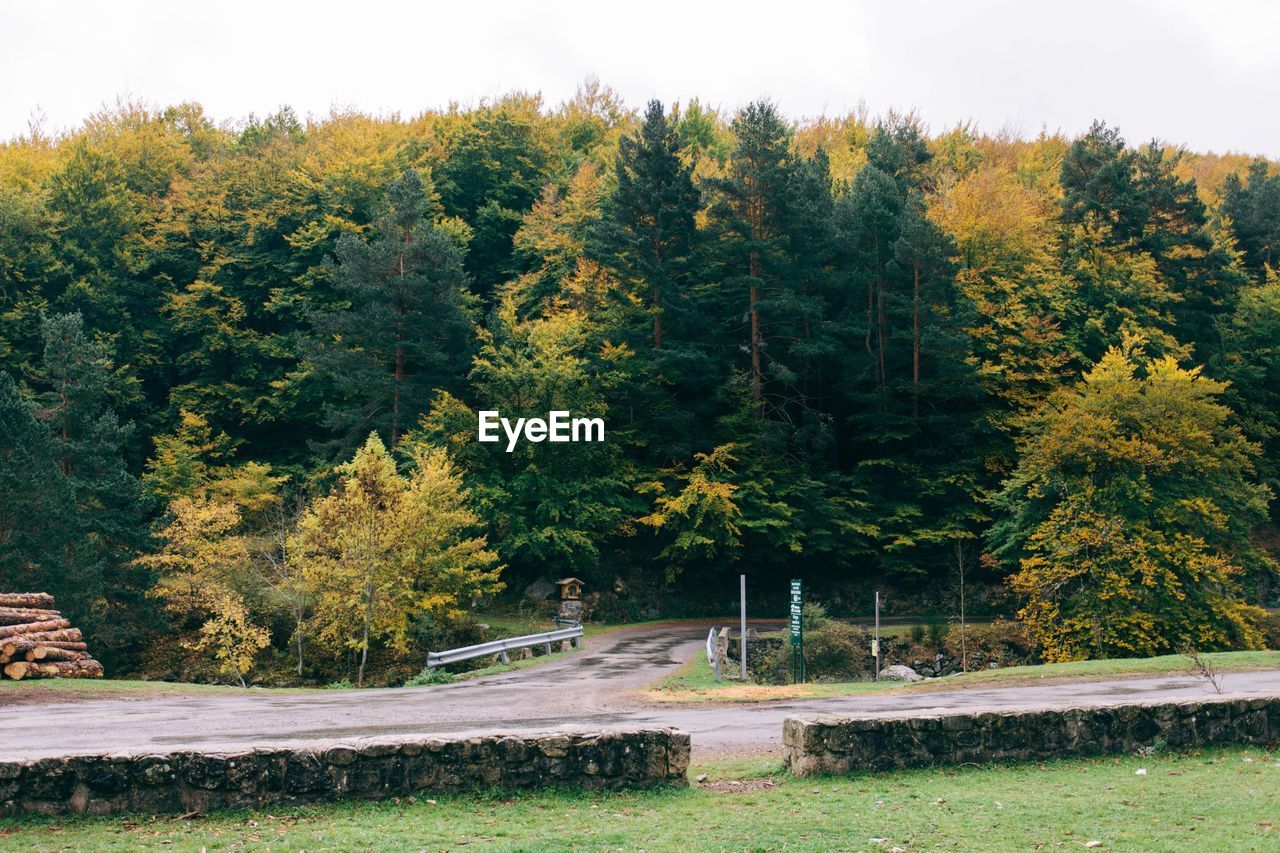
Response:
[[3, 623, 1278, 762]]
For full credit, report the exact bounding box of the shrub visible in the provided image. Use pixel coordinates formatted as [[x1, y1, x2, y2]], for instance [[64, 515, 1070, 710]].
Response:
[[755, 607, 872, 684], [1259, 611, 1280, 650], [803, 621, 872, 682], [944, 619, 1038, 670], [404, 666, 456, 686]]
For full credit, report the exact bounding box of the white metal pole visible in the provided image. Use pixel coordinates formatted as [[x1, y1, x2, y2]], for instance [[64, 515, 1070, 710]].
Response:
[[740, 574, 747, 680], [874, 590, 881, 680]]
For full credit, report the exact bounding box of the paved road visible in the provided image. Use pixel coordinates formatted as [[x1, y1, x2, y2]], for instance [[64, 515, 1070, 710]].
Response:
[[3, 623, 1278, 761]]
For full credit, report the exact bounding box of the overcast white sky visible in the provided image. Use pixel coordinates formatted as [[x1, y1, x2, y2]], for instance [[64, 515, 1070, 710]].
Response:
[[2, 0, 1278, 156]]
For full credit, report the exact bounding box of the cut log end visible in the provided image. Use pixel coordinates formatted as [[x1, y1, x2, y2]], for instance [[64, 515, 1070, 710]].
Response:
[[5, 659, 102, 680], [0, 594, 99, 679]]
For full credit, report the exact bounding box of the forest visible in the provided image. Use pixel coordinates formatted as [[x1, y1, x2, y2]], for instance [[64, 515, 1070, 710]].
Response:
[[2, 82, 1279, 685]]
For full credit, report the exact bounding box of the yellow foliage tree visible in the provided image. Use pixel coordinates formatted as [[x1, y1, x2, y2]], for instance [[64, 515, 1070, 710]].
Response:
[[992, 337, 1273, 660], [293, 433, 503, 685], [136, 494, 272, 684], [190, 586, 271, 687]]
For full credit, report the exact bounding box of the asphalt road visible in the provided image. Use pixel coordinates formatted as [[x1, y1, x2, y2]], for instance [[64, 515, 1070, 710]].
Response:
[[4, 623, 1279, 761]]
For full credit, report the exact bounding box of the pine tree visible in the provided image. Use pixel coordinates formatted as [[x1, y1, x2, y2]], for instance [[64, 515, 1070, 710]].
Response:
[[0, 372, 75, 592], [306, 170, 476, 453], [598, 100, 700, 350], [1222, 160, 1280, 279], [31, 313, 148, 666], [710, 101, 798, 417]]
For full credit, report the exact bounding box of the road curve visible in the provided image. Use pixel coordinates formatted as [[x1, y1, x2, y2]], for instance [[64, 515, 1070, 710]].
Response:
[[3, 623, 1279, 762]]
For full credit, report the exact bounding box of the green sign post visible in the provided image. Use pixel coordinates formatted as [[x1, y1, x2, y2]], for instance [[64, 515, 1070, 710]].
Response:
[[789, 579, 804, 683]]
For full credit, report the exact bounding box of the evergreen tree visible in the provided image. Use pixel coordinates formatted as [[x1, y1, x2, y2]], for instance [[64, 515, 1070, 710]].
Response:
[[0, 372, 75, 592], [1214, 270, 1280, 526], [1059, 122, 1245, 361], [598, 100, 700, 350], [306, 170, 476, 453], [30, 313, 149, 667], [1222, 160, 1280, 279], [709, 101, 801, 417]]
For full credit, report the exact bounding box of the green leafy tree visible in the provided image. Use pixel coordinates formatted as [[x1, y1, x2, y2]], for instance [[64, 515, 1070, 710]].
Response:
[[415, 303, 637, 579], [1214, 270, 1280, 525]]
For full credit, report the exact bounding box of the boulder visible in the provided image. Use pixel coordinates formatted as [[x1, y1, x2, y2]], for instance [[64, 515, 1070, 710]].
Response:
[[880, 664, 924, 683], [523, 579, 556, 601]]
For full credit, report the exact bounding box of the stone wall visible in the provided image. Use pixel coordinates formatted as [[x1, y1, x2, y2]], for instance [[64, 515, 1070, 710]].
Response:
[[0, 728, 689, 816], [784, 697, 1280, 776]]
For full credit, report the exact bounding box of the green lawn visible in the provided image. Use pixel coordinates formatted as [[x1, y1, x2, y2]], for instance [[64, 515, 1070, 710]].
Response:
[[647, 649, 1280, 702], [2, 748, 1276, 850]]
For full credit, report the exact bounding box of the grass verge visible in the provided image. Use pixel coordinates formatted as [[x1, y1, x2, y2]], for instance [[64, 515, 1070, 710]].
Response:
[[645, 649, 1280, 703], [0, 618, 663, 704], [1, 747, 1275, 849]]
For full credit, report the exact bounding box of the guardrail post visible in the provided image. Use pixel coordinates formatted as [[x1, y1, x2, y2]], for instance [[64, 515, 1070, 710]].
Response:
[[498, 650, 509, 664]]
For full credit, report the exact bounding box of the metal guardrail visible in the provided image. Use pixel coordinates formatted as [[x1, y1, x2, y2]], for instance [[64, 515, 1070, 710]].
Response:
[[427, 625, 584, 668]]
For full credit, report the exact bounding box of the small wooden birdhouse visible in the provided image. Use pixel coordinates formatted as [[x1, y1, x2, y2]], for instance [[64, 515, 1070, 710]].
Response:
[[556, 578, 584, 601]]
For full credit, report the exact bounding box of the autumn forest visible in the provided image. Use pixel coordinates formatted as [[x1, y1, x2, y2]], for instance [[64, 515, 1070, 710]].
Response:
[[2, 83, 1279, 684]]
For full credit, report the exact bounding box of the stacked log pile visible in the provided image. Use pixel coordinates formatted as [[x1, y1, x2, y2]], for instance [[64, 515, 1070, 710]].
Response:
[[0, 593, 102, 680]]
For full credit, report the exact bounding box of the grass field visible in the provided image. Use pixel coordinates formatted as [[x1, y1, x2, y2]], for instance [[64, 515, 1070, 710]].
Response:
[[646, 649, 1280, 702], [2, 747, 1276, 850]]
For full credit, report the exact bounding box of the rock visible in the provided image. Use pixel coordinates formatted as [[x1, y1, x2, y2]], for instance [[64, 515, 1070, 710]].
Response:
[[696, 774, 708, 783], [879, 664, 924, 683], [523, 579, 556, 601]]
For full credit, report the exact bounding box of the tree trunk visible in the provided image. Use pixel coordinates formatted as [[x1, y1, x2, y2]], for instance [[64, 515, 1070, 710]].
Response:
[[653, 288, 664, 349], [749, 248, 763, 417], [295, 611, 305, 677], [2, 640, 86, 656], [912, 260, 921, 420], [0, 594, 55, 609], [391, 228, 410, 447], [357, 579, 373, 688], [877, 278, 887, 394], [392, 338, 404, 447], [0, 619, 70, 639], [650, 232, 665, 349]]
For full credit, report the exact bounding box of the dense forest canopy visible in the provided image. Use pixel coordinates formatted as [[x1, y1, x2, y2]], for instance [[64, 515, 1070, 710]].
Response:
[[2, 84, 1278, 679]]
